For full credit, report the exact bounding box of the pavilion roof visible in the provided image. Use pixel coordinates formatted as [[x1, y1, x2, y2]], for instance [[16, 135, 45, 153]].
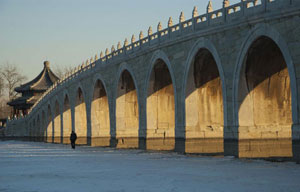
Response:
[[15, 61, 59, 93], [7, 95, 38, 108]]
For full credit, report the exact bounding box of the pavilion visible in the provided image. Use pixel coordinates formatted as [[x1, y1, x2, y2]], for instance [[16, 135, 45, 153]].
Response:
[[7, 61, 59, 117]]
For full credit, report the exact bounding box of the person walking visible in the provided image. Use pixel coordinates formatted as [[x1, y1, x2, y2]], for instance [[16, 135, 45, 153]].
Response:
[[70, 131, 77, 149]]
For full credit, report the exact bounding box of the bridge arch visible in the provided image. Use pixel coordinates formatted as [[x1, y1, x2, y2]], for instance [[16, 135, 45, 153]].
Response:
[[74, 84, 88, 144], [27, 120, 30, 136], [234, 24, 298, 128], [29, 118, 34, 138], [41, 110, 46, 141], [145, 50, 177, 150], [46, 103, 53, 142], [115, 63, 140, 148], [183, 38, 226, 154], [53, 99, 61, 143], [90, 75, 110, 146], [29, 118, 33, 137], [62, 92, 71, 143], [233, 24, 297, 157], [36, 114, 41, 140], [32, 118, 36, 138]]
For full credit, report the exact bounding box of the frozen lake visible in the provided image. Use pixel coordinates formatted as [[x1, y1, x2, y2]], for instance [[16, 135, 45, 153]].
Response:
[[0, 141, 299, 192]]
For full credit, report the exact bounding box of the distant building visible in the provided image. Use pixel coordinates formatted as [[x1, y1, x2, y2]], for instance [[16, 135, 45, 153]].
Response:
[[7, 61, 59, 117]]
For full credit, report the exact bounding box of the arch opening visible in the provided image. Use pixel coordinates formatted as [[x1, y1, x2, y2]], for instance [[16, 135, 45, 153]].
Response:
[[185, 48, 224, 154], [42, 111, 46, 141], [146, 59, 175, 150], [28, 122, 32, 138], [116, 70, 139, 148], [238, 36, 292, 157], [63, 95, 71, 144], [32, 119, 36, 140], [91, 80, 110, 146], [46, 105, 53, 143], [54, 101, 61, 143], [37, 116, 41, 141], [75, 88, 87, 144]]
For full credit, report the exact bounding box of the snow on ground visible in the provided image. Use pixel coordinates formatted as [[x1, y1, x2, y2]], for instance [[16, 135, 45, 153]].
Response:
[[0, 141, 299, 192]]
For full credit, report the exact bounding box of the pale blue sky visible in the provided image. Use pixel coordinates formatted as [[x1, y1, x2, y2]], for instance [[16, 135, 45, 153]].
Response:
[[0, 0, 239, 79]]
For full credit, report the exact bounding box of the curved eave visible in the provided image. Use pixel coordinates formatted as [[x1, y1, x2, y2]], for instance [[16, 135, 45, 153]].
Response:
[[30, 68, 59, 90], [7, 96, 37, 107], [7, 97, 28, 106], [15, 69, 45, 92], [15, 66, 59, 92]]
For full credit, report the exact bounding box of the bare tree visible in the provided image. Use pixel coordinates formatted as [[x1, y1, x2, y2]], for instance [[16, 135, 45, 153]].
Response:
[[0, 63, 27, 100], [0, 75, 3, 97], [0, 74, 10, 119], [0, 97, 10, 119], [0, 76, 6, 118], [52, 64, 74, 79]]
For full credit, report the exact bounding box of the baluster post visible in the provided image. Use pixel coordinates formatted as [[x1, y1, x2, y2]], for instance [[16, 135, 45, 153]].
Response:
[[180, 11, 185, 23], [168, 17, 173, 39], [179, 11, 185, 35], [105, 48, 109, 61], [139, 31, 143, 47], [223, 0, 230, 22], [240, 0, 246, 16], [147, 26, 152, 46], [207, 0, 213, 26], [157, 22, 162, 42], [263, 0, 267, 12], [100, 51, 104, 62], [123, 38, 128, 55], [131, 34, 135, 50], [192, 6, 198, 31]]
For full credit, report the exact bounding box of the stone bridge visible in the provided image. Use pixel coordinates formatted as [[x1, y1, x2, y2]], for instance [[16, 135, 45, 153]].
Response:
[[5, 0, 300, 160]]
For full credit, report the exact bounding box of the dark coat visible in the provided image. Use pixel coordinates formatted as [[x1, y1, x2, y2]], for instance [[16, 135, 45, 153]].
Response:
[[70, 132, 77, 142]]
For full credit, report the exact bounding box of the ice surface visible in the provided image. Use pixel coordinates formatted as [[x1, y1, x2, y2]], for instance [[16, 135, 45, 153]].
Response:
[[0, 140, 299, 192]]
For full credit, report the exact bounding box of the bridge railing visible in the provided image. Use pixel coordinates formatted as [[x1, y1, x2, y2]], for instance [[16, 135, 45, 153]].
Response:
[[7, 0, 297, 124]]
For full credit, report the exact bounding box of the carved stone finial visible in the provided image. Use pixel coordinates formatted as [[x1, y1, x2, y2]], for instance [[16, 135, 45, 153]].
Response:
[[193, 6, 199, 18], [131, 35, 136, 43], [105, 48, 109, 56], [124, 38, 128, 46], [90, 57, 94, 63], [100, 51, 104, 58], [111, 45, 115, 53], [86, 59, 89, 65], [148, 26, 153, 35], [139, 31, 144, 40], [157, 22, 162, 32], [207, 0, 213, 13], [179, 12, 185, 23], [117, 41, 121, 49], [94, 54, 98, 61], [223, 0, 230, 8], [168, 17, 173, 27], [44, 61, 50, 69]]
